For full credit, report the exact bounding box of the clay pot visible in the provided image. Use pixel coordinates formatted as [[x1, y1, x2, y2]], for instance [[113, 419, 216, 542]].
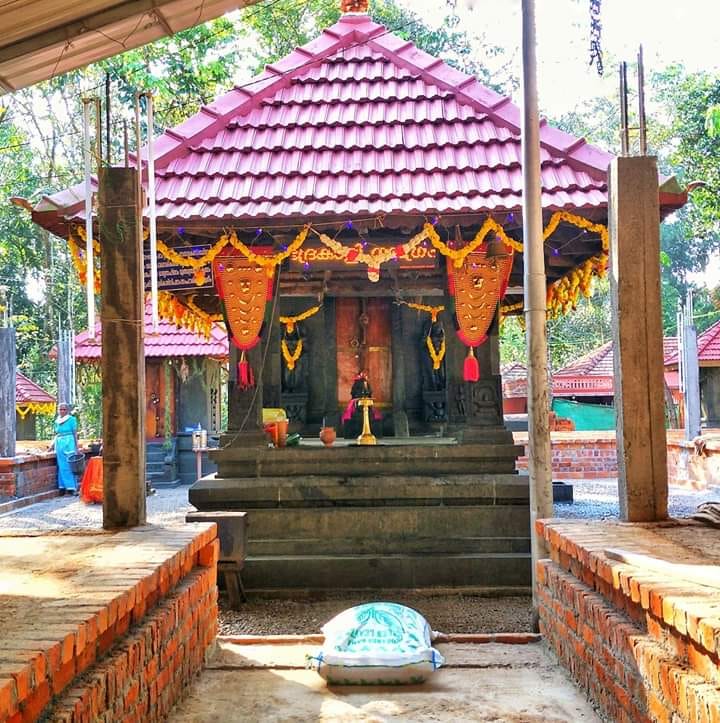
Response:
[[319, 426, 336, 447]]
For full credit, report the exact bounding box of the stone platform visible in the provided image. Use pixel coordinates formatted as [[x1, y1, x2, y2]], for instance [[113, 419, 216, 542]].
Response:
[[0, 524, 219, 722], [537, 518, 720, 722], [192, 438, 531, 591]]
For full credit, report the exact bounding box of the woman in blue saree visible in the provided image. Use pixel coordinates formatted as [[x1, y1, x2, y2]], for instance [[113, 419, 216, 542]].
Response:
[[52, 403, 78, 495]]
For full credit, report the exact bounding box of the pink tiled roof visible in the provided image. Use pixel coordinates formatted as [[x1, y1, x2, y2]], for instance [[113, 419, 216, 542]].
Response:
[[555, 341, 614, 378], [16, 372, 55, 404], [665, 320, 720, 366], [69, 304, 228, 361], [501, 362, 527, 382], [34, 13, 627, 229]]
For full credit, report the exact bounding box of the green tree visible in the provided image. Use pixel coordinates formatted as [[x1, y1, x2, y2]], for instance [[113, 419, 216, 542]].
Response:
[[239, 0, 516, 94]]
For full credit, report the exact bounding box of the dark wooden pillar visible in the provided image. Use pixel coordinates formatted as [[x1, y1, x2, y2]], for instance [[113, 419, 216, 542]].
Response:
[[609, 156, 668, 521], [98, 167, 146, 528], [0, 327, 16, 458], [390, 303, 409, 436], [225, 342, 264, 444], [322, 298, 339, 426]]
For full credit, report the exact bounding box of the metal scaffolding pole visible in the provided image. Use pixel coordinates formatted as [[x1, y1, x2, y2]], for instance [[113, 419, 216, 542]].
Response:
[[521, 0, 553, 606]]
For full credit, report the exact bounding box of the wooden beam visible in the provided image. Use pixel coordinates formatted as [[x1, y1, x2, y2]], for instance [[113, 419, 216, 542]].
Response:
[[609, 156, 668, 522], [0, 328, 16, 458], [98, 167, 146, 528]]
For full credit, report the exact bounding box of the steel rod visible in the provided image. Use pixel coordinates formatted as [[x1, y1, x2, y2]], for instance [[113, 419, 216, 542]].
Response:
[[637, 45, 647, 155], [134, 93, 144, 294], [145, 92, 159, 332], [521, 0, 553, 609], [82, 97, 96, 339]]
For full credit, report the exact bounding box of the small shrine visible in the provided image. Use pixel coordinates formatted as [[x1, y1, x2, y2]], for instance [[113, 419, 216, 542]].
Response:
[[24, 8, 687, 589], [15, 371, 55, 440]]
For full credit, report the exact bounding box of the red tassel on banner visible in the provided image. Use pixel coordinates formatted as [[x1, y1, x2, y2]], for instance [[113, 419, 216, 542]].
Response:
[[463, 346, 480, 382], [238, 352, 255, 390]]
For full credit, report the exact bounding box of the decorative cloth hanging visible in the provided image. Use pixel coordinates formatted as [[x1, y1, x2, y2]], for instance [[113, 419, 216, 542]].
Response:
[[214, 254, 274, 390], [447, 248, 514, 382]]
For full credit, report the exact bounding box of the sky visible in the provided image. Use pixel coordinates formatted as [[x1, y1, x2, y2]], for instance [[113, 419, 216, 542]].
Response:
[[393, 0, 720, 116]]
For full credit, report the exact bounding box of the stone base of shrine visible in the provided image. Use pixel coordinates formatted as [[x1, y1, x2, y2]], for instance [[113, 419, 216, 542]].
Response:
[[192, 438, 530, 591], [0, 524, 219, 722], [536, 518, 720, 723]]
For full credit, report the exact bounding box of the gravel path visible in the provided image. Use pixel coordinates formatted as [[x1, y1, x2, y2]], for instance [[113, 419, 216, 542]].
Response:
[[553, 478, 718, 520], [0, 485, 193, 529], [218, 593, 533, 635]]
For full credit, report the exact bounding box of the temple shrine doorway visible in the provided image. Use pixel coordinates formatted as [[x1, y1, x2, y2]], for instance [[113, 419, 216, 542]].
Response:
[[335, 298, 392, 411]]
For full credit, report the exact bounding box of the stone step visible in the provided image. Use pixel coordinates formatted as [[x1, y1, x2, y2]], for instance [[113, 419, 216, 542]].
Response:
[[190, 473, 529, 509], [241, 552, 531, 590], [151, 477, 183, 489], [249, 535, 531, 556], [212, 442, 524, 478], [241, 505, 530, 542]]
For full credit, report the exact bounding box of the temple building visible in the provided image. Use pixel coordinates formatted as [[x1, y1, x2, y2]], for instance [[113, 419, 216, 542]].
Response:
[[24, 11, 687, 589], [15, 371, 55, 440]]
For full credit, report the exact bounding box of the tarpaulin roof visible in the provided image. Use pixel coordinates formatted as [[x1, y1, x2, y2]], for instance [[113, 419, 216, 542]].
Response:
[[29, 12, 687, 235], [0, 0, 248, 93]]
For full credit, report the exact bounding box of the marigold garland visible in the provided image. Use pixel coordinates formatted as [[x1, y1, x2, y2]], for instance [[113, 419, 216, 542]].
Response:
[[314, 227, 430, 282], [400, 301, 445, 322], [156, 227, 309, 280], [279, 305, 321, 333], [16, 401, 55, 419], [281, 338, 303, 370], [424, 219, 522, 267], [425, 335, 446, 370], [157, 291, 217, 340]]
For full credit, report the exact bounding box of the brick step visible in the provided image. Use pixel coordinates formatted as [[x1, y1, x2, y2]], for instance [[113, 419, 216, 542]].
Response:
[[538, 559, 720, 722], [242, 552, 531, 591], [0, 525, 218, 722]]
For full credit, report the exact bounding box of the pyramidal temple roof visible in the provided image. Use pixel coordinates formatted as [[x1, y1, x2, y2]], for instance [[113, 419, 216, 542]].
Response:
[[29, 13, 686, 234]]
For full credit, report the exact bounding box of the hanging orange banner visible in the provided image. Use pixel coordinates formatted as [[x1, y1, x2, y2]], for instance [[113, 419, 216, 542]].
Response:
[[448, 249, 514, 348], [214, 255, 273, 352]]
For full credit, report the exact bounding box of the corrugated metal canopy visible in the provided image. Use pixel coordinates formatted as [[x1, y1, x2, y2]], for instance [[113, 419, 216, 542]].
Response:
[[0, 0, 253, 93]]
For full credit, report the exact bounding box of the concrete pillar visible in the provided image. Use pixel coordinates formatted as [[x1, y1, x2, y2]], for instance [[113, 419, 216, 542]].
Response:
[[98, 167, 146, 528], [609, 156, 668, 521], [56, 330, 73, 406], [681, 304, 701, 439], [0, 328, 16, 458]]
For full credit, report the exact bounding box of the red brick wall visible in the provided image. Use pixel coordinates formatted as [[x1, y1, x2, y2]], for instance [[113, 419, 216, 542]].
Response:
[[537, 521, 720, 723], [1, 528, 219, 723], [666, 430, 720, 490], [514, 432, 618, 479], [0, 453, 57, 498]]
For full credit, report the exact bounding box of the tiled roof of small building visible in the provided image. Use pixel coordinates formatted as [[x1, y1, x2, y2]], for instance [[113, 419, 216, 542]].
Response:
[[71, 304, 228, 361], [665, 320, 720, 366], [16, 371, 55, 404], [554, 341, 614, 377]]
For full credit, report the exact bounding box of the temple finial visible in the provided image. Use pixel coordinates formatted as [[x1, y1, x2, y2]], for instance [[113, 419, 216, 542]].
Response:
[[341, 0, 369, 13]]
